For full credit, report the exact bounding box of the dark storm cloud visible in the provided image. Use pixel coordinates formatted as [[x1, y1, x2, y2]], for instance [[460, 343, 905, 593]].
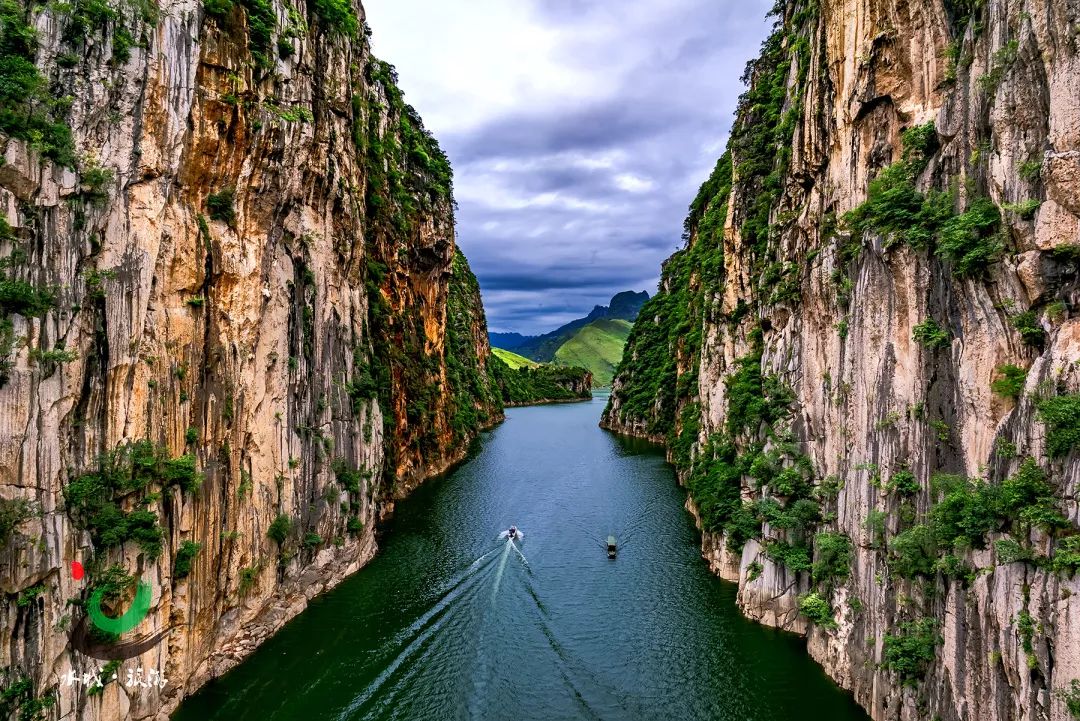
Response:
[[364, 0, 776, 334]]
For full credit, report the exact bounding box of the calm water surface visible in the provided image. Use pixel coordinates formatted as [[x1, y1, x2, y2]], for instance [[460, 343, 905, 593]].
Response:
[[174, 394, 869, 721]]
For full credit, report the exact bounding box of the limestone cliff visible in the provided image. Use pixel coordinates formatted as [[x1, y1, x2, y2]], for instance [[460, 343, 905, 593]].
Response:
[[605, 0, 1080, 719], [0, 0, 500, 718]]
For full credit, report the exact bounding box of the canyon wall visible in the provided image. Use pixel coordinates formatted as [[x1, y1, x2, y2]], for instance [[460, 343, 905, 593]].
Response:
[[605, 0, 1080, 719], [0, 0, 500, 718]]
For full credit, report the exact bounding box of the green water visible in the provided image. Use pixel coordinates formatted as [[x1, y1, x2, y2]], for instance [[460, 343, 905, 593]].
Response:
[[174, 394, 869, 721]]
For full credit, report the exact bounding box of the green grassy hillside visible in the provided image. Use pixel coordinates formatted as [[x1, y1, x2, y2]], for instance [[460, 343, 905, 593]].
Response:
[[492, 347, 539, 369], [554, 319, 632, 387]]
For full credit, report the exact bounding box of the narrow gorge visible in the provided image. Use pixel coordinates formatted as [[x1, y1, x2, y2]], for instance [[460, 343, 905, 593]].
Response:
[[3, 0, 1080, 719], [604, 0, 1080, 720]]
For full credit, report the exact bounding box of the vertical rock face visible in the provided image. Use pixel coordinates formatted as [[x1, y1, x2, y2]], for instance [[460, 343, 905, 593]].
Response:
[[0, 0, 500, 718], [606, 0, 1080, 719]]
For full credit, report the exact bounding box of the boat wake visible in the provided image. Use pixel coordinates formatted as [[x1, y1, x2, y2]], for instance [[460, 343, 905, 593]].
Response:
[[344, 531, 533, 719]]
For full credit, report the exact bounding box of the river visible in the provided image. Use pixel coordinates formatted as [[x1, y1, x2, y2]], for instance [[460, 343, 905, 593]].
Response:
[[174, 393, 869, 721]]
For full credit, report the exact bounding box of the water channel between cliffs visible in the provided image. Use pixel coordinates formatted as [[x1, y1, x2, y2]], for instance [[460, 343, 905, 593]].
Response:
[[174, 393, 869, 721]]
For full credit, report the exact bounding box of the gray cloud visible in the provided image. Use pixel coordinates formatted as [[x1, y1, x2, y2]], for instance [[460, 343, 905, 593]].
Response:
[[446, 99, 691, 162], [364, 0, 775, 334]]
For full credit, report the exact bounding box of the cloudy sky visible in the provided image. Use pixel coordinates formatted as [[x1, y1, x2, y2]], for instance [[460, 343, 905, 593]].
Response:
[[364, 0, 774, 335]]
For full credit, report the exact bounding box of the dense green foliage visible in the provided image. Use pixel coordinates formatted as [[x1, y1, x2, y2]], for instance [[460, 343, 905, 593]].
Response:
[[728, 20, 802, 275], [842, 124, 945, 247], [0, 269, 60, 382], [0, 273, 57, 385], [602, 263, 689, 436], [0, 278, 55, 318], [765, 539, 812, 572], [489, 354, 591, 405], [882, 618, 941, 684], [936, 197, 1003, 276], [267, 514, 292, 545], [889, 523, 940, 578], [173, 540, 201, 579], [16, 584, 44, 607], [0, 670, 54, 721], [445, 250, 501, 440], [64, 441, 202, 557], [943, 0, 986, 34], [1037, 394, 1080, 457], [990, 364, 1027, 399], [331, 458, 363, 495], [1062, 679, 1080, 719], [798, 591, 836, 629], [362, 59, 453, 231], [203, 0, 233, 17], [207, 187, 236, 224], [889, 460, 1071, 578], [812, 532, 852, 586], [723, 338, 794, 437], [978, 40, 1019, 94], [0, 0, 76, 166], [886, 469, 919, 496], [310, 0, 357, 36], [912, 319, 949, 349], [238, 565, 259, 595], [238, 0, 275, 69], [842, 123, 1005, 276], [682, 357, 800, 552], [1011, 310, 1046, 347], [90, 563, 136, 605], [1003, 199, 1041, 219]]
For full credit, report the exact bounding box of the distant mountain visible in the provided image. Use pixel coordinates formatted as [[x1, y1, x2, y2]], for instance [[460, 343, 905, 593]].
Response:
[[487, 291, 649, 387], [488, 332, 535, 350], [584, 290, 651, 324], [553, 319, 633, 386], [491, 290, 649, 361]]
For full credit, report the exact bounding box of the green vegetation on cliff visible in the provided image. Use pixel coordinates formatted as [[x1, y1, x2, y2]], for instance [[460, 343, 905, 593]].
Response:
[[446, 250, 501, 441], [843, 122, 1004, 277], [604, 150, 731, 439], [0, 0, 76, 166], [63, 441, 203, 558], [356, 56, 496, 486]]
